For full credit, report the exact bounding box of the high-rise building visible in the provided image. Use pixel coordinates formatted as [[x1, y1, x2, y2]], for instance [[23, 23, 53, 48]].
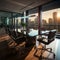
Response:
[[48, 18, 54, 29], [49, 18, 53, 25], [53, 12, 57, 29], [42, 19, 48, 30], [42, 19, 47, 25], [53, 12, 57, 23]]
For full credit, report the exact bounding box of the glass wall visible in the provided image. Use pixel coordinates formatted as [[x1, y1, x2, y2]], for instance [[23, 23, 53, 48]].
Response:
[[14, 17, 22, 32], [0, 11, 23, 35], [28, 13, 38, 29], [0, 12, 11, 28], [41, 8, 60, 31], [28, 8, 38, 31], [41, 0, 60, 32], [0, 0, 60, 36]]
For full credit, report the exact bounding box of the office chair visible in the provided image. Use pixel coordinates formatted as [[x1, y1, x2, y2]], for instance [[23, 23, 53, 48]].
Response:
[[6, 28, 26, 46], [3, 27, 26, 56], [25, 35, 36, 47], [34, 31, 56, 59]]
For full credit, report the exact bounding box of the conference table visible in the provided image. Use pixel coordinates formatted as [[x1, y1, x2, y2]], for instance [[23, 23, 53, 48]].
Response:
[[23, 29, 57, 37], [18, 29, 60, 59], [21, 29, 57, 48]]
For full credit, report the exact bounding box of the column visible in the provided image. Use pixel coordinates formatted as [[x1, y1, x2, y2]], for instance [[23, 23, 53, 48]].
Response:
[[38, 6, 42, 35], [11, 13, 14, 29], [26, 10, 29, 35], [13, 17, 15, 31]]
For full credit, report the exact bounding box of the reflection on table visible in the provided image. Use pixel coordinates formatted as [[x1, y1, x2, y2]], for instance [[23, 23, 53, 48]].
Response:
[[18, 29, 57, 37]]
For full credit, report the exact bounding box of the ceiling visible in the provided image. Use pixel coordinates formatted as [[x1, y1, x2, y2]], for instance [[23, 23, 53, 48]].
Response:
[[0, 0, 53, 13]]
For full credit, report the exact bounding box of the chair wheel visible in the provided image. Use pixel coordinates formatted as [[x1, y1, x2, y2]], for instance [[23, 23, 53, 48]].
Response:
[[53, 54, 55, 58]]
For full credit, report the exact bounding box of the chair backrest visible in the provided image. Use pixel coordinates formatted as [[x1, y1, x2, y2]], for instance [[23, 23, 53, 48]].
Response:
[[5, 28, 11, 36], [6, 28, 26, 44], [48, 31, 56, 43]]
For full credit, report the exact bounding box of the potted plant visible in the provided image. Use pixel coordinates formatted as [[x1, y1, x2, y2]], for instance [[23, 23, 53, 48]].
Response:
[[21, 22, 27, 33]]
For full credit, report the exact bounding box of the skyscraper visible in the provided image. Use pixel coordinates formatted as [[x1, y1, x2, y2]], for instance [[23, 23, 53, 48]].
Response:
[[53, 12, 57, 29], [49, 18, 53, 25], [53, 12, 57, 24], [48, 18, 54, 29]]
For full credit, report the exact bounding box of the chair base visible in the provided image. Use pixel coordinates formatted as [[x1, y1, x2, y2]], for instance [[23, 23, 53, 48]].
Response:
[[34, 46, 55, 60]]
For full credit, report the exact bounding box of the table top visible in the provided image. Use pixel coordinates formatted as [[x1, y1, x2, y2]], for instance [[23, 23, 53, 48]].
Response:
[[27, 29, 56, 37]]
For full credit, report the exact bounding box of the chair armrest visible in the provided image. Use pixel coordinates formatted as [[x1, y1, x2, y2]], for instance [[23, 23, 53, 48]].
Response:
[[49, 37, 54, 41], [11, 35, 16, 40], [15, 36, 23, 40]]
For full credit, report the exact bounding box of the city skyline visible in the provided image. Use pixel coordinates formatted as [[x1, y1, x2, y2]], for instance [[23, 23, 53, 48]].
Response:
[[42, 8, 60, 23], [27, 8, 60, 24], [13, 8, 60, 30]]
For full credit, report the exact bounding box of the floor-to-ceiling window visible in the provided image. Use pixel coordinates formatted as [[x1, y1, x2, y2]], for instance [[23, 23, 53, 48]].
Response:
[[41, 0, 60, 32], [0, 11, 11, 35], [10, 13, 23, 32], [28, 8, 38, 30], [0, 11, 23, 35], [27, 8, 39, 36], [0, 12, 11, 28], [28, 13, 38, 29], [41, 1, 60, 59], [41, 8, 60, 31]]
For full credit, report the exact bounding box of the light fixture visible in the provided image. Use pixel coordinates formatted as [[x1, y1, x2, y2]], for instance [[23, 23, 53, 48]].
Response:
[[29, 15, 36, 17]]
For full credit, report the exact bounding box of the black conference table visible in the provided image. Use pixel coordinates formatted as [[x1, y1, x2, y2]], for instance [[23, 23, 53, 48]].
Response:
[[23, 29, 56, 37]]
